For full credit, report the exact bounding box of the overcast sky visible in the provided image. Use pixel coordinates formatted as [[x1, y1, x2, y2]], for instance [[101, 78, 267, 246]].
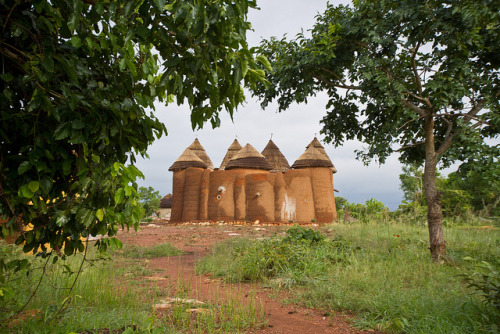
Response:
[[134, 0, 408, 209]]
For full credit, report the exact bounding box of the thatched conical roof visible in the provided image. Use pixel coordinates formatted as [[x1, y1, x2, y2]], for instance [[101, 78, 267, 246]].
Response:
[[168, 148, 207, 171], [305, 137, 337, 173], [291, 146, 334, 169], [261, 139, 290, 172], [160, 194, 172, 208], [225, 144, 273, 170], [219, 139, 242, 170], [188, 138, 214, 170]]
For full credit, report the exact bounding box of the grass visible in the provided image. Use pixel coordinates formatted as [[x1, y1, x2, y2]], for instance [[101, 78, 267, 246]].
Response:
[[197, 221, 500, 333], [1, 240, 264, 333], [1, 245, 155, 333], [156, 282, 266, 333], [118, 243, 185, 258]]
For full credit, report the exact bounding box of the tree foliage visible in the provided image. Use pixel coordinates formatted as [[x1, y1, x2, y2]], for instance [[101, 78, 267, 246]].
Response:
[[0, 0, 268, 256], [138, 186, 161, 218], [399, 160, 500, 217], [399, 164, 425, 206], [254, 0, 499, 260]]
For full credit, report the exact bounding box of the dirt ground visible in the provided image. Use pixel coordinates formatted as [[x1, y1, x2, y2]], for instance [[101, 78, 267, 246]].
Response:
[[117, 218, 376, 334]]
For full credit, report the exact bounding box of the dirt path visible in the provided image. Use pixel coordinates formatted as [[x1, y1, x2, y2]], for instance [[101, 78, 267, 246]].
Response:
[[118, 222, 374, 334]]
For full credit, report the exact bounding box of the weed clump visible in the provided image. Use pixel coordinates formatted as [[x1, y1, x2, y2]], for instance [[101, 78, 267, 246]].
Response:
[[198, 226, 354, 285]]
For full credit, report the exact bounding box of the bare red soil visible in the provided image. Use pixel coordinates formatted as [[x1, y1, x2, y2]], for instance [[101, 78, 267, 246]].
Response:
[[117, 221, 376, 334]]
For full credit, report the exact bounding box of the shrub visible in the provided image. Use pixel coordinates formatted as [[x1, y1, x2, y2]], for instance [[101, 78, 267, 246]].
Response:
[[461, 261, 500, 312], [283, 225, 326, 244]]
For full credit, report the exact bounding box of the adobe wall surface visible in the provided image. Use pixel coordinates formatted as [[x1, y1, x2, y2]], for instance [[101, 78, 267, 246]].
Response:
[[171, 167, 337, 224]]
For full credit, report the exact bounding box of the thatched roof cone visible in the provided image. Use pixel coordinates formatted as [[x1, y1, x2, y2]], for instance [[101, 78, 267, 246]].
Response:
[[168, 148, 207, 171], [219, 139, 243, 170], [291, 146, 334, 169], [225, 143, 273, 170], [261, 139, 290, 172], [160, 194, 172, 208], [305, 137, 337, 173], [188, 138, 214, 170]]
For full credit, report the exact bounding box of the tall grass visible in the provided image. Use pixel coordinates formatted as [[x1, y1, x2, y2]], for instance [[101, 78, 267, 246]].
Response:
[[1, 245, 155, 333], [1, 240, 265, 333], [197, 222, 500, 333]]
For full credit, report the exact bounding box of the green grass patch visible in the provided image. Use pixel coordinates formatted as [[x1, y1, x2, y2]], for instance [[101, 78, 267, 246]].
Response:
[[119, 243, 184, 258], [0, 243, 155, 333], [197, 223, 500, 333], [1, 240, 263, 333]]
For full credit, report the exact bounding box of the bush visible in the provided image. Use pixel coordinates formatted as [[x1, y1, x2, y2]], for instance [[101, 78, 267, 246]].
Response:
[[283, 225, 326, 244], [199, 227, 354, 286], [462, 261, 500, 311]]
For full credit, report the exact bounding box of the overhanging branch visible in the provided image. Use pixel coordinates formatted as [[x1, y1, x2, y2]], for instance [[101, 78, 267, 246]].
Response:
[[402, 99, 427, 117], [313, 75, 359, 90], [396, 141, 425, 151]]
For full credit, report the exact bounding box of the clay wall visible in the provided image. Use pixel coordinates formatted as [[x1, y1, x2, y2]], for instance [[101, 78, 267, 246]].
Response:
[[284, 169, 315, 223], [310, 167, 337, 222], [170, 169, 186, 221], [231, 169, 261, 220], [181, 168, 205, 221], [170, 167, 337, 224], [207, 170, 236, 221], [198, 170, 211, 220], [245, 173, 275, 222], [274, 173, 292, 222]]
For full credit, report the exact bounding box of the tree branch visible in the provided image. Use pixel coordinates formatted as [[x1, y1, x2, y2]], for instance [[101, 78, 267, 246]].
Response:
[[464, 99, 485, 121], [402, 99, 428, 117], [396, 140, 425, 151], [410, 40, 423, 96], [313, 74, 359, 90], [436, 117, 454, 156], [2, 1, 18, 33], [317, 67, 360, 90], [406, 91, 428, 103]]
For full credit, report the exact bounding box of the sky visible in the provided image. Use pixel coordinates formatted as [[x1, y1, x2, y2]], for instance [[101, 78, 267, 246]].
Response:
[[134, 0, 407, 210]]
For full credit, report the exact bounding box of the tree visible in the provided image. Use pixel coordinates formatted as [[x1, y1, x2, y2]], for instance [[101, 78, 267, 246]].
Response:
[[399, 164, 425, 206], [138, 186, 161, 218], [254, 0, 499, 261], [0, 0, 269, 256]]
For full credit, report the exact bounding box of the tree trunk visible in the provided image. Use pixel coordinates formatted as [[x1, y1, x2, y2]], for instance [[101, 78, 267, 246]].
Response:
[[423, 116, 446, 262]]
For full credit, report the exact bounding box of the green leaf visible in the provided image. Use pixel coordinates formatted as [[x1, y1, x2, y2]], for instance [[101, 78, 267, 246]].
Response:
[[18, 184, 34, 198], [28, 181, 39, 193], [109, 237, 123, 249], [153, 0, 165, 11], [96, 208, 104, 221], [241, 58, 249, 78], [0, 73, 14, 82], [54, 122, 71, 140], [56, 214, 69, 227], [64, 241, 74, 256], [40, 176, 53, 193], [256, 54, 272, 71], [82, 210, 94, 227], [67, 14, 78, 32], [114, 188, 125, 204], [72, 119, 85, 129], [41, 56, 54, 72], [62, 160, 72, 175], [70, 36, 81, 48], [18, 161, 31, 175]]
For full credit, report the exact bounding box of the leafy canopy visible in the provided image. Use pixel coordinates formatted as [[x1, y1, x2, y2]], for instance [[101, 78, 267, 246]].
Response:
[[255, 0, 499, 165], [138, 186, 161, 218], [0, 0, 269, 255]]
